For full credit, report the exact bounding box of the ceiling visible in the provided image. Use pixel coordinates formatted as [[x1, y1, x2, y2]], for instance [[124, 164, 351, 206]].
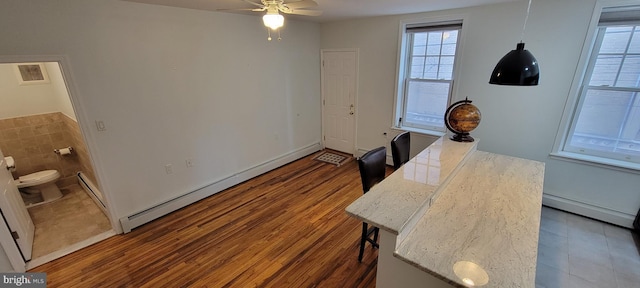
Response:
[[122, 0, 520, 22]]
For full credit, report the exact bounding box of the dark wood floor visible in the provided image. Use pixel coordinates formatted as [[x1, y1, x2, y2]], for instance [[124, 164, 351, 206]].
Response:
[[31, 152, 385, 287]]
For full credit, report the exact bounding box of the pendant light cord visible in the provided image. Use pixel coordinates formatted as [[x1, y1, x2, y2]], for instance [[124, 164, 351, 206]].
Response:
[[520, 0, 532, 43]]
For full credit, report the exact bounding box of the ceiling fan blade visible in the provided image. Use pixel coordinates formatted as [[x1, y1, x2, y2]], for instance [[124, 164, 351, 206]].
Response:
[[216, 8, 261, 11], [242, 0, 265, 8], [284, 0, 318, 9], [287, 9, 322, 16]]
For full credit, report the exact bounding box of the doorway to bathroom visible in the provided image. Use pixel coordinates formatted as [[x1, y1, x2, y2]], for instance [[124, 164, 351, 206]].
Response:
[[0, 59, 116, 270]]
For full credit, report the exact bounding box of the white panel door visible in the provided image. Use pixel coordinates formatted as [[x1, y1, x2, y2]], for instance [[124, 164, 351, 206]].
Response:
[[0, 158, 34, 261], [322, 50, 357, 154]]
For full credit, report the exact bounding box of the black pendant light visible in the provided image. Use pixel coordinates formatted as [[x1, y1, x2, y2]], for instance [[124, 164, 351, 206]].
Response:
[[489, 42, 539, 85], [489, 0, 540, 86]]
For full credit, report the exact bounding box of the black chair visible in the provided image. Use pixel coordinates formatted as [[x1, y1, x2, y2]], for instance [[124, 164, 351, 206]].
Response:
[[634, 207, 640, 234], [357, 146, 386, 262], [391, 131, 410, 170]]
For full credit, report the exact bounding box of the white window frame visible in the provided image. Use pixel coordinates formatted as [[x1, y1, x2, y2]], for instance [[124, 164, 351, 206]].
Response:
[[393, 15, 468, 136], [552, 0, 640, 172]]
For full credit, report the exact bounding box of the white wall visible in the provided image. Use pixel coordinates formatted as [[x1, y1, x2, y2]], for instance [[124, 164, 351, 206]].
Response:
[[0, 63, 73, 119], [321, 0, 640, 226], [46, 62, 76, 121], [0, 0, 321, 222]]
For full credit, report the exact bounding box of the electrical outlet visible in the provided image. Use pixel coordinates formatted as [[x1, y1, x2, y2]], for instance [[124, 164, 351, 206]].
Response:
[[186, 159, 194, 168], [165, 164, 173, 174], [95, 120, 106, 131]]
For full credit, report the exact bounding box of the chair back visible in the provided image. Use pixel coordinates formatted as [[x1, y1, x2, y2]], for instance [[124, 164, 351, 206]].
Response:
[[391, 131, 410, 170], [358, 147, 386, 193]]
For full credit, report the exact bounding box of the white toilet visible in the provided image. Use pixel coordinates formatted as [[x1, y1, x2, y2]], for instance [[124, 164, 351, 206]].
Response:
[[4, 156, 63, 207]]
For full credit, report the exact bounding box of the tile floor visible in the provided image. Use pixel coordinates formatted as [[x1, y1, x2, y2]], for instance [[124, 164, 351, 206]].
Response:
[[27, 184, 112, 259], [536, 206, 640, 288]]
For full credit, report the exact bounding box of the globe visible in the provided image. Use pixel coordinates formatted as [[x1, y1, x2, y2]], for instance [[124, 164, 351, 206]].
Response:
[[444, 98, 481, 142]]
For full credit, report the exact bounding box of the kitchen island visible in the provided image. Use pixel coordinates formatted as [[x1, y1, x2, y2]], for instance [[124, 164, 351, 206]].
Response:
[[346, 137, 544, 287]]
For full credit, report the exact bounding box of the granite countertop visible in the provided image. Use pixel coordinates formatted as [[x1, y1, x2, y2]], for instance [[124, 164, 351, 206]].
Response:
[[395, 151, 545, 287], [346, 136, 545, 287], [345, 137, 477, 235]]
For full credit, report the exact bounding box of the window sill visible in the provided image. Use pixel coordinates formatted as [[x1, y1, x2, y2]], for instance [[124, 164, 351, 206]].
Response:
[[549, 151, 640, 174], [391, 126, 445, 138]]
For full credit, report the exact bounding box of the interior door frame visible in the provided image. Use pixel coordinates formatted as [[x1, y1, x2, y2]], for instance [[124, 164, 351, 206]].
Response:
[[320, 48, 359, 156], [0, 55, 120, 234]]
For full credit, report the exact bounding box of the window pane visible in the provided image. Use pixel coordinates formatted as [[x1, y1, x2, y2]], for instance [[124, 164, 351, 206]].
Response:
[[438, 56, 455, 80], [423, 57, 440, 79], [414, 33, 427, 46], [441, 43, 457, 56], [629, 26, 640, 53], [618, 55, 640, 88], [574, 89, 631, 138], [569, 89, 640, 155], [600, 26, 632, 54], [413, 44, 426, 56], [410, 56, 425, 78], [590, 55, 622, 86], [405, 81, 450, 129], [441, 31, 458, 55], [426, 32, 442, 55], [412, 33, 427, 58], [624, 93, 640, 141]]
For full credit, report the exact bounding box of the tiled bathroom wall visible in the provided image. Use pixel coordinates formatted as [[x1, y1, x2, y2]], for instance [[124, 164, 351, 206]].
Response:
[[61, 114, 98, 187], [0, 112, 98, 188]]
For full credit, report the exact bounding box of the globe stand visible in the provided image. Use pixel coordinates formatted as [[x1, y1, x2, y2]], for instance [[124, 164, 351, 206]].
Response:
[[444, 98, 481, 143], [450, 132, 475, 143]]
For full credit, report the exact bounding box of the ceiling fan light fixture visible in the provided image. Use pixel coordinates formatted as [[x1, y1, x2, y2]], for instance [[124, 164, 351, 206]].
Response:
[[263, 9, 284, 30]]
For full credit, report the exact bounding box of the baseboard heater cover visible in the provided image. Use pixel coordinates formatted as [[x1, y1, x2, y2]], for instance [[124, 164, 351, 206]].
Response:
[[119, 143, 321, 233], [542, 194, 635, 228], [77, 172, 108, 216]]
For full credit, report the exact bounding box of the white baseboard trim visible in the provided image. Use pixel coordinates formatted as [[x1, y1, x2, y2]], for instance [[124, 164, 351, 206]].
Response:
[[119, 143, 322, 233], [542, 194, 635, 228]]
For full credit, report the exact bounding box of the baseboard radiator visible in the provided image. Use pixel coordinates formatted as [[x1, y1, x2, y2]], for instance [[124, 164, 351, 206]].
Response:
[[119, 143, 322, 233], [542, 194, 635, 228], [77, 172, 108, 216]]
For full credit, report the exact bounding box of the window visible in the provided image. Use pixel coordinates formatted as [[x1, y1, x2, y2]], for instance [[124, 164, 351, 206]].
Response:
[[394, 20, 463, 135], [556, 5, 640, 168]]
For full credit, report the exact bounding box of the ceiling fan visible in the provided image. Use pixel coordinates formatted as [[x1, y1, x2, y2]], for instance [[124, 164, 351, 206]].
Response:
[[222, 0, 322, 34]]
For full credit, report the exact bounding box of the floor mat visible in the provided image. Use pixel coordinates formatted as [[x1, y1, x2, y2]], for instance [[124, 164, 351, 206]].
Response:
[[313, 151, 350, 166]]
